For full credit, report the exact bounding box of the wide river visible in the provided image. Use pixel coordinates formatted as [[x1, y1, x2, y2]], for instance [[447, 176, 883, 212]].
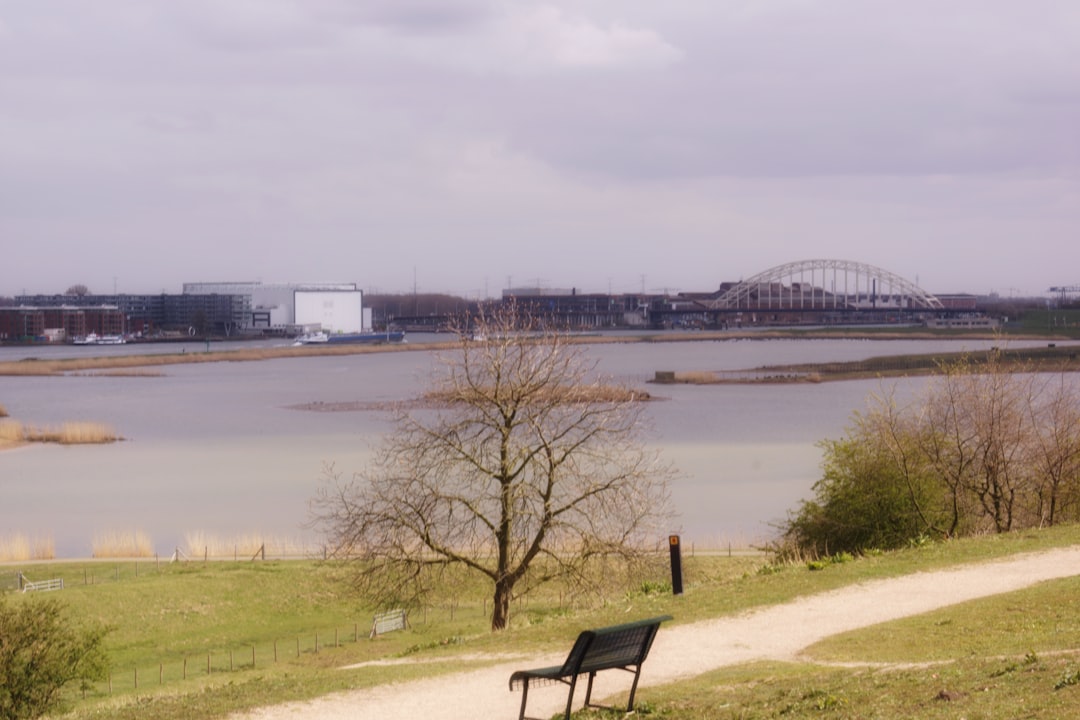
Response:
[[1, 334, 1067, 557]]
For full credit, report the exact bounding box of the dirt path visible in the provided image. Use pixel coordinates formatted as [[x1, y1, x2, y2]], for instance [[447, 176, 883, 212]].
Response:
[[233, 547, 1080, 720]]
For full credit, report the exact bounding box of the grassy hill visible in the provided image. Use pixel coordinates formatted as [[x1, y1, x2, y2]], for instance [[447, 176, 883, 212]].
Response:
[[4, 525, 1080, 719]]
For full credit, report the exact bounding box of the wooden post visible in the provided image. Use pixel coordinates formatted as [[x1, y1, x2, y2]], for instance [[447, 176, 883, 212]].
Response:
[[207, 652, 211, 675], [159, 664, 163, 685], [315, 632, 319, 654], [296, 637, 300, 658], [252, 645, 256, 668], [183, 657, 187, 680], [229, 650, 234, 672], [274, 640, 278, 663], [134, 667, 138, 689]]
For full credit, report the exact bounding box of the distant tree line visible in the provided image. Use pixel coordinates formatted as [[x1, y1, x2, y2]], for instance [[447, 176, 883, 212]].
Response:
[[780, 352, 1080, 557]]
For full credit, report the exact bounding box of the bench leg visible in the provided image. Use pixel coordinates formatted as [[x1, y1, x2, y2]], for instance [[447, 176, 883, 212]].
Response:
[[582, 666, 643, 714], [517, 680, 529, 720], [583, 671, 597, 708], [625, 665, 643, 712], [563, 674, 580, 720]]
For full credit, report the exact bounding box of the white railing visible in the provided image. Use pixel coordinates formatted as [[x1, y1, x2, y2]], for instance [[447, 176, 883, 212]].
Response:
[[22, 576, 64, 593]]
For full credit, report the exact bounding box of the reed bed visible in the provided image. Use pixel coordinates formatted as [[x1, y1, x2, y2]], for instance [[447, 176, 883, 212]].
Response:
[[92, 529, 155, 558], [0, 533, 56, 561], [0, 402, 8, 417], [183, 531, 316, 559], [0, 419, 22, 443], [423, 383, 651, 406], [10, 421, 120, 444]]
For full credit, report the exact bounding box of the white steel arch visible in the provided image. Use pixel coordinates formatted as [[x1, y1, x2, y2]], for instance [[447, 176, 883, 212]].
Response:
[[710, 259, 944, 310]]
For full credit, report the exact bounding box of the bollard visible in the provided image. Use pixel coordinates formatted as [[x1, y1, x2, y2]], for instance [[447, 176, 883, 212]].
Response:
[[668, 534, 684, 595]]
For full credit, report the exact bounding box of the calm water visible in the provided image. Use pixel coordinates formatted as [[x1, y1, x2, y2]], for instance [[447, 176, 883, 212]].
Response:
[[0, 336, 1065, 556]]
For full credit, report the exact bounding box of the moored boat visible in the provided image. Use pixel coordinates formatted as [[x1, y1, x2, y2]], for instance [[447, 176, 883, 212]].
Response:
[[293, 330, 405, 346], [72, 333, 127, 345]]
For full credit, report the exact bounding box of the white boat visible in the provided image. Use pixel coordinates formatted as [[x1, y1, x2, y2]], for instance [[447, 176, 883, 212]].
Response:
[[293, 330, 405, 346], [72, 333, 127, 345], [292, 331, 329, 345]]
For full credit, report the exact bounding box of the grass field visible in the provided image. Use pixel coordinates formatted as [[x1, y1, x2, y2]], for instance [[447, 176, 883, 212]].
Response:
[[3, 524, 1080, 719]]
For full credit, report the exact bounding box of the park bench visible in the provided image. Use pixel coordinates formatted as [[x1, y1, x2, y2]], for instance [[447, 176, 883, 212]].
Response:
[[509, 614, 672, 720]]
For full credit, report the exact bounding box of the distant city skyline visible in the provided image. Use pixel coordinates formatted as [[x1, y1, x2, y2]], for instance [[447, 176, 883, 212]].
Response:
[[2, 2, 1077, 299]]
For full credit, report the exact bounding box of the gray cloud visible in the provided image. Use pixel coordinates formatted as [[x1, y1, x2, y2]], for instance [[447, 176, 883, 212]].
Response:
[[0, 0, 1076, 297]]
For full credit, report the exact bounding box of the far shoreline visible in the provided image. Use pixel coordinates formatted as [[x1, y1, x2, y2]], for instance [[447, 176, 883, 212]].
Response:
[[1, 327, 1073, 377]]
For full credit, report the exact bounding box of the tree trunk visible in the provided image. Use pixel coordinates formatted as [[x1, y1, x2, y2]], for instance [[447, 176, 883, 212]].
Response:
[[491, 577, 514, 631]]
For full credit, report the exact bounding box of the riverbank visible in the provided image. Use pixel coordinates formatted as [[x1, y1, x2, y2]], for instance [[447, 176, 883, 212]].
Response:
[[651, 341, 1080, 385], [0, 328, 1069, 377]]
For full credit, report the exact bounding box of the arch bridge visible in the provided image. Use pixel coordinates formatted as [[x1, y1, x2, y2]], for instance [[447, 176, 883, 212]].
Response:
[[706, 259, 943, 312]]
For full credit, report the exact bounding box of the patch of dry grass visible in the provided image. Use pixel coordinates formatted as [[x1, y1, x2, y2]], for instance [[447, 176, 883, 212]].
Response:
[[0, 533, 55, 561], [0, 342, 443, 377], [92, 529, 155, 558], [19, 421, 121, 444], [0, 419, 22, 443], [423, 383, 651, 406]]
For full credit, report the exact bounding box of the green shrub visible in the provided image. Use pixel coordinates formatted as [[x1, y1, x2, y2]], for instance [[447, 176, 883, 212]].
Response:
[[0, 596, 109, 719]]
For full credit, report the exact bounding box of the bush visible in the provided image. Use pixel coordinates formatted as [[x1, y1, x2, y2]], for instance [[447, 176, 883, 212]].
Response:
[[0, 596, 109, 719]]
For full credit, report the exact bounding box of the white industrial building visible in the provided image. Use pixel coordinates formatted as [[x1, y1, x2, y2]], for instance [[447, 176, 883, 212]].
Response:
[[183, 282, 368, 333]]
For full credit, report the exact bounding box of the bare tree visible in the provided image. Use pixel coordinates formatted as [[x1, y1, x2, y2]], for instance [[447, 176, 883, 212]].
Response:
[[311, 307, 673, 631], [1028, 373, 1080, 526], [64, 284, 90, 296], [782, 351, 1080, 555], [923, 354, 1044, 533]]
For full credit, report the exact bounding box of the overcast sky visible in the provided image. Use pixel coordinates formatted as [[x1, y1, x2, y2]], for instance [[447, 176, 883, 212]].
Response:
[[1, 1, 1077, 298]]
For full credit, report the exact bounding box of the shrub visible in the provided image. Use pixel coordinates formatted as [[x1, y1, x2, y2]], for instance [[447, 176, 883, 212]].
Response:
[[0, 596, 109, 719]]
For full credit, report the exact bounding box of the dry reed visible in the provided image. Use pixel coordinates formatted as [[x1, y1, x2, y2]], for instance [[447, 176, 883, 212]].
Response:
[[0, 402, 8, 417], [423, 384, 651, 406], [19, 421, 120, 444], [0, 420, 22, 443], [0, 533, 56, 562], [92, 529, 154, 558]]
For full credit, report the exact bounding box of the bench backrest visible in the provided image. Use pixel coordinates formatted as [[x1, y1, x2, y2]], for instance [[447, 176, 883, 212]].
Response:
[[559, 615, 672, 676]]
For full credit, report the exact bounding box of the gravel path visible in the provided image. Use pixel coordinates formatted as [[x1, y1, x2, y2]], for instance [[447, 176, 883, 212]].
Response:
[[233, 547, 1080, 720]]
